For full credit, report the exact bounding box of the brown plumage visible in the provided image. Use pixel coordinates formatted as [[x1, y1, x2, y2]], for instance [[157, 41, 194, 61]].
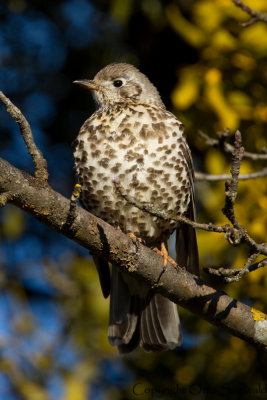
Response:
[[73, 63, 199, 353]]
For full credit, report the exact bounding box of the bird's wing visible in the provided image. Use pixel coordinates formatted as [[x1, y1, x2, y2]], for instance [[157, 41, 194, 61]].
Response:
[[175, 136, 199, 276], [92, 255, 111, 298]]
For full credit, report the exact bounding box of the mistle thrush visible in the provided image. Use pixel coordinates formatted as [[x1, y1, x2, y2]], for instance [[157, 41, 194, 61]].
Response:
[[73, 63, 199, 353]]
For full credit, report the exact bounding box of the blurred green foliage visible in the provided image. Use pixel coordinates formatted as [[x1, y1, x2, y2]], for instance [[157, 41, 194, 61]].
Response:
[[1, 0, 267, 399]]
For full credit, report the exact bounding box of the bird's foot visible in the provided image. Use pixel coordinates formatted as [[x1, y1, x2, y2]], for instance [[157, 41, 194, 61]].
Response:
[[127, 232, 142, 243], [153, 242, 177, 268]]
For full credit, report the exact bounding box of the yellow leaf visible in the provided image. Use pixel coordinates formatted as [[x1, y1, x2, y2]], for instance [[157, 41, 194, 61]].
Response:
[[63, 374, 87, 400], [228, 90, 253, 119], [211, 29, 238, 51], [21, 382, 50, 400], [175, 365, 196, 385], [171, 68, 201, 110], [240, 24, 267, 56], [205, 148, 228, 174], [110, 0, 134, 24], [254, 103, 267, 122], [165, 3, 205, 47], [193, 0, 227, 32], [205, 68, 239, 130], [2, 205, 26, 239], [232, 53, 256, 70]]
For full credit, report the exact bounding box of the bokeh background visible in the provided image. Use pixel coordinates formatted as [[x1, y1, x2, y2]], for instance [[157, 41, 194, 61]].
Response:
[[1, 0, 267, 399]]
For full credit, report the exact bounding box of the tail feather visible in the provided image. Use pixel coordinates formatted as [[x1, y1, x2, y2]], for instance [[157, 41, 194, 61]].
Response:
[[108, 265, 181, 353], [108, 265, 138, 347], [141, 294, 182, 352]]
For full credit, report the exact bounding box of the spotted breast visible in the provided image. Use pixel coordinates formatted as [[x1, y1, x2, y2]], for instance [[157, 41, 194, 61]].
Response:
[[73, 103, 192, 246]]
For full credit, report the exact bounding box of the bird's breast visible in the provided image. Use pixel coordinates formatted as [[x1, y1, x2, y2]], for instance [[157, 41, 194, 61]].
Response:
[[73, 105, 191, 244]]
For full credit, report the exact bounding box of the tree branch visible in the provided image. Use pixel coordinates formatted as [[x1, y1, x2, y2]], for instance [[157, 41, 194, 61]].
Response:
[[205, 257, 267, 283], [232, 0, 267, 27], [198, 129, 267, 161], [1, 157, 267, 350], [195, 168, 267, 182], [196, 129, 267, 182], [0, 91, 48, 181]]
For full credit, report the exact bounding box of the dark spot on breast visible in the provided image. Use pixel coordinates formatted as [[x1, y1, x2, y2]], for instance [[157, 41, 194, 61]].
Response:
[[72, 139, 79, 149], [92, 150, 101, 158], [152, 122, 164, 132], [81, 151, 88, 163], [122, 128, 131, 135], [139, 125, 148, 138], [98, 158, 109, 168], [111, 166, 119, 173]]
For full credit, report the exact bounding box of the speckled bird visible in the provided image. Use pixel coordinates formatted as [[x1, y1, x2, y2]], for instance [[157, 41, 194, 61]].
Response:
[[73, 63, 199, 353]]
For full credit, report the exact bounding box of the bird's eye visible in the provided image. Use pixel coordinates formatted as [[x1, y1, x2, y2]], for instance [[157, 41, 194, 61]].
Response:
[[113, 80, 123, 87]]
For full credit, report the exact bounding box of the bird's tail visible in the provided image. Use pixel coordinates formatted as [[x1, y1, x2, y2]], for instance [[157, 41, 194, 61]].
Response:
[[108, 265, 182, 353]]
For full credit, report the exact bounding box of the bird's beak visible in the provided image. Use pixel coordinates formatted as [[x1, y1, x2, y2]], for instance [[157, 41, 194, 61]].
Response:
[[73, 79, 100, 91]]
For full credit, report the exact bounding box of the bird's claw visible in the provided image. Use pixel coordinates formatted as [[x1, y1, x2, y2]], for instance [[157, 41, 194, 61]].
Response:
[[153, 242, 177, 268]]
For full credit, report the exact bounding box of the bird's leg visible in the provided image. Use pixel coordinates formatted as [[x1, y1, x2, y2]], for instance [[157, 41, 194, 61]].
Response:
[[127, 232, 143, 243], [116, 226, 142, 243], [153, 242, 177, 268]]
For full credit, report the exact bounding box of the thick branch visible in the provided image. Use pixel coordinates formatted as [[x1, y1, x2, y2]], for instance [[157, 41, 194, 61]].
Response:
[[0, 91, 48, 181], [1, 157, 267, 350]]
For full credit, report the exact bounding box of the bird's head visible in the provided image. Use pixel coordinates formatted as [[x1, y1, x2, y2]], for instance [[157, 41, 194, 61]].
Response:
[[74, 63, 165, 109]]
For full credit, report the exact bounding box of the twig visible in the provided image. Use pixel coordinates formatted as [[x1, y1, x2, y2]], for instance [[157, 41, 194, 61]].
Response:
[[0, 91, 48, 181], [195, 168, 267, 182], [197, 129, 267, 181], [222, 131, 244, 228], [219, 132, 266, 254], [198, 130, 267, 161], [113, 178, 234, 234], [64, 183, 82, 229], [232, 0, 267, 27], [204, 257, 267, 283], [114, 179, 267, 256]]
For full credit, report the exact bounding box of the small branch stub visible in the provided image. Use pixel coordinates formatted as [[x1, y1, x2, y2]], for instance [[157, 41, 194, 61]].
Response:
[[0, 91, 48, 181]]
